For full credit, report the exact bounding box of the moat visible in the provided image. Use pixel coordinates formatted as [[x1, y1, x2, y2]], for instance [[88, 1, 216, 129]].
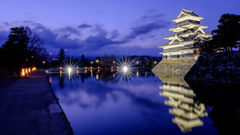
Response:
[[47, 69, 240, 135]]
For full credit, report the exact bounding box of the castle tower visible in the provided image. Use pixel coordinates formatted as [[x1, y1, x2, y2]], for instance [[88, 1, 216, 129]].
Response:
[[160, 8, 212, 59]]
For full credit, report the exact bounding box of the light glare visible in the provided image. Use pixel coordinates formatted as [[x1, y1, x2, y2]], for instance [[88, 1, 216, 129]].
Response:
[[68, 67, 72, 73], [123, 66, 128, 72]]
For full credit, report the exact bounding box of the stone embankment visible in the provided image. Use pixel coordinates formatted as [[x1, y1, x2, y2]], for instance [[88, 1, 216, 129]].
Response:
[[152, 57, 196, 79], [0, 70, 73, 135], [185, 52, 240, 83]]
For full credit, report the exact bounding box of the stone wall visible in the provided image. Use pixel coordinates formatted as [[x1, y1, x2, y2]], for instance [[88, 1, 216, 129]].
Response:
[[185, 52, 240, 83], [152, 57, 196, 80]]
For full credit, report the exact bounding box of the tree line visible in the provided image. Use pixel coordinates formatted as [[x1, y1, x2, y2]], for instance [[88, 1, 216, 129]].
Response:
[[200, 14, 240, 53], [0, 26, 48, 76]]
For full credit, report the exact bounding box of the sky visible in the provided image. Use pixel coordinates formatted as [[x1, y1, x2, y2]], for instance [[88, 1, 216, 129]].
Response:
[[0, 0, 239, 58]]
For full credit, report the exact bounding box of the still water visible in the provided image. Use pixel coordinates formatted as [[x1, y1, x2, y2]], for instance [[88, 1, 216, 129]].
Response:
[[48, 69, 239, 135]]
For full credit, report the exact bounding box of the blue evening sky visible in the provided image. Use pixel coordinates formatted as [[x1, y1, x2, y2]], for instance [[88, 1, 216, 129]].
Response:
[[0, 0, 239, 58]]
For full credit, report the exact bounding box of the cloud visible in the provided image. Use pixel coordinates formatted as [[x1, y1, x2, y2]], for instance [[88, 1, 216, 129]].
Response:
[[57, 26, 81, 35], [1, 22, 10, 26], [124, 13, 170, 41], [110, 30, 120, 39], [1, 11, 167, 57], [78, 24, 92, 29], [125, 22, 167, 40]]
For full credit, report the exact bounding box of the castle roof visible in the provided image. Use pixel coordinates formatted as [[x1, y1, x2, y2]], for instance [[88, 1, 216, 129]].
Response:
[[169, 22, 207, 31], [172, 8, 203, 22]]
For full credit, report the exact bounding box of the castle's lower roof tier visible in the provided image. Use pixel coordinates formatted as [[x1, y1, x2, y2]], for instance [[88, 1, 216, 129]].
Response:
[[160, 40, 195, 48], [160, 48, 195, 54]]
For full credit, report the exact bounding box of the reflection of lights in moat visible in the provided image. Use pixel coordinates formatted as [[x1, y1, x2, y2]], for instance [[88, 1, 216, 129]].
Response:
[[68, 67, 72, 73], [77, 70, 78, 76], [96, 74, 99, 80], [60, 70, 62, 78], [91, 70, 93, 77]]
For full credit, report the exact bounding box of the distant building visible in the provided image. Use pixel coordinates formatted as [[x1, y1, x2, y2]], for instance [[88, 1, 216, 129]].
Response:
[[160, 8, 212, 59]]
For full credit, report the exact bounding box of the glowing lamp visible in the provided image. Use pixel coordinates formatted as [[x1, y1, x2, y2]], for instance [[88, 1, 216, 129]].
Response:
[[123, 66, 128, 72], [22, 68, 25, 76]]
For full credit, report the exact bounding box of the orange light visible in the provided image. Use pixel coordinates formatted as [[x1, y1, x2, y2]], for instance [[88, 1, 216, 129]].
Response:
[[85, 70, 87, 73], [29, 68, 31, 72], [25, 68, 28, 73], [117, 66, 119, 68], [98, 67, 100, 68], [60, 67, 62, 69], [22, 68, 25, 76], [49, 52, 52, 55], [77, 67, 79, 69], [111, 67, 113, 68], [85, 67, 87, 69], [90, 67, 92, 68]]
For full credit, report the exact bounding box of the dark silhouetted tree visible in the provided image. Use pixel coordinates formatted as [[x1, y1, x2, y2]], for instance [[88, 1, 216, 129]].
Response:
[[2, 26, 30, 75], [212, 14, 240, 52], [199, 40, 216, 53], [80, 54, 85, 62], [58, 48, 66, 61]]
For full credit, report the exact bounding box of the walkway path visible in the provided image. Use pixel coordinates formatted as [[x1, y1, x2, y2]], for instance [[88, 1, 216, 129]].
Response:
[[0, 70, 73, 135]]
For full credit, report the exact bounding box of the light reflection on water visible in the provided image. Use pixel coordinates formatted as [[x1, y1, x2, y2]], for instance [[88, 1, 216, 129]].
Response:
[[48, 70, 240, 135]]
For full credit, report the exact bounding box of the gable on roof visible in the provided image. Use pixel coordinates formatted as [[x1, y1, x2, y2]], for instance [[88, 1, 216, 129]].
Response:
[[193, 27, 205, 34], [173, 27, 186, 32], [169, 34, 184, 44]]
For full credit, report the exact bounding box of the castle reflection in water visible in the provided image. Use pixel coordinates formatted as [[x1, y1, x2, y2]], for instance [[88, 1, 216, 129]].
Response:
[[159, 79, 207, 132]]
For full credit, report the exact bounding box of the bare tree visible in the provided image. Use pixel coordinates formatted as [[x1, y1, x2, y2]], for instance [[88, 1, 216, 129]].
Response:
[[25, 26, 48, 66]]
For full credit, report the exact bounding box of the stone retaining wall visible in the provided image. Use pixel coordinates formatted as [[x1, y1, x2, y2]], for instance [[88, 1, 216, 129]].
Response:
[[152, 57, 196, 79]]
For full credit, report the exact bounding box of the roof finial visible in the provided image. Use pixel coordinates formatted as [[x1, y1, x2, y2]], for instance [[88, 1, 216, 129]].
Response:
[[182, 7, 184, 10]]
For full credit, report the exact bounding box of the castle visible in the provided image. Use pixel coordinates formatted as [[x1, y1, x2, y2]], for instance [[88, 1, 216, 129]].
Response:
[[160, 8, 212, 59]]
